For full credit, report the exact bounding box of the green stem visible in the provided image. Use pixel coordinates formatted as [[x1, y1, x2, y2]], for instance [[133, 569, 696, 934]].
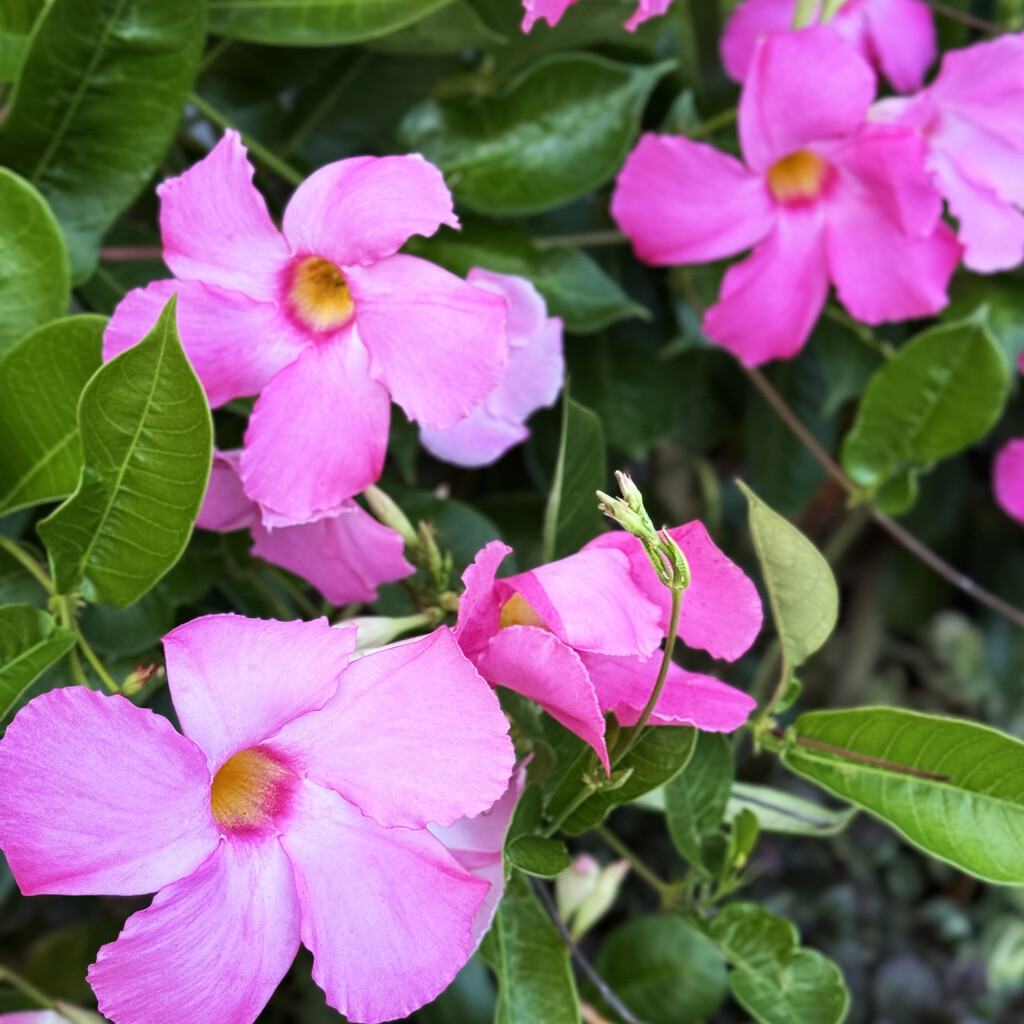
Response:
[[542, 772, 599, 839], [189, 93, 304, 186], [263, 565, 322, 619], [793, 0, 818, 27], [823, 305, 893, 358], [0, 967, 54, 1009], [72, 624, 119, 694], [595, 825, 673, 896], [281, 52, 372, 158], [820, 0, 851, 19], [687, 106, 738, 140], [0, 535, 53, 593]]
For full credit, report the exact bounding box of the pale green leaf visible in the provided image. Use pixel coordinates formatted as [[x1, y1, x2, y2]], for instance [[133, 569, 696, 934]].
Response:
[[0, 605, 76, 722], [726, 783, 856, 837]]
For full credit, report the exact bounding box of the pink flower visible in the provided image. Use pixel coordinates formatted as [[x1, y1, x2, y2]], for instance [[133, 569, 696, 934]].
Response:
[[994, 438, 1024, 525], [611, 28, 960, 367], [0, 616, 514, 1024], [420, 269, 564, 467], [522, 0, 672, 32], [0, 1016, 66, 1024], [197, 450, 413, 605], [104, 132, 509, 523], [874, 34, 1024, 273], [454, 524, 762, 770], [721, 0, 936, 93]]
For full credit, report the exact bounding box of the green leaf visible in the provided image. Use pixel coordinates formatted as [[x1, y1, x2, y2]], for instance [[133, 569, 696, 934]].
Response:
[[366, 0, 506, 52], [664, 731, 734, 874], [0, 0, 42, 84], [738, 481, 838, 672], [0, 0, 206, 281], [505, 784, 572, 877], [0, 316, 105, 514], [396, 54, 673, 215], [592, 916, 728, 1024], [208, 0, 456, 44], [0, 169, 70, 356], [841, 314, 1010, 512], [783, 707, 1024, 884], [726, 783, 856, 837], [0, 605, 75, 722], [708, 903, 849, 1024], [480, 871, 579, 1024], [406, 221, 646, 333], [542, 395, 606, 563], [39, 297, 213, 607]]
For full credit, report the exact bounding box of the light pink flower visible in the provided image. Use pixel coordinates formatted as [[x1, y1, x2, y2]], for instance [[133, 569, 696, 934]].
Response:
[[522, 0, 672, 32], [994, 438, 1024, 525], [0, 616, 514, 1024], [454, 524, 762, 770], [873, 34, 1024, 273], [104, 131, 509, 523], [721, 0, 936, 92], [611, 28, 959, 367], [197, 450, 413, 605], [420, 269, 564, 467]]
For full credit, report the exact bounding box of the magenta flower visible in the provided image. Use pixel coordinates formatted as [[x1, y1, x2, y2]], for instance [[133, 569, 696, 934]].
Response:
[[420, 269, 564, 467], [521, 0, 672, 32], [104, 131, 508, 523], [197, 450, 413, 605], [721, 0, 936, 93], [454, 524, 762, 769], [874, 34, 1024, 273], [0, 616, 514, 1024], [611, 28, 960, 366], [994, 438, 1024, 525]]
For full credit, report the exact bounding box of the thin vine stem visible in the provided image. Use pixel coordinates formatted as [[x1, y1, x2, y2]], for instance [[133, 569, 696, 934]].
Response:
[[0, 535, 53, 593], [99, 245, 164, 262], [924, 0, 1001, 34], [595, 825, 673, 896], [71, 622, 119, 694], [0, 966, 54, 1009]]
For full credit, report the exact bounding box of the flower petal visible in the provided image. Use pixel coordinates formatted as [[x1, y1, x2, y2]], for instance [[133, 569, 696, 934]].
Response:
[[624, 0, 672, 30], [270, 627, 514, 829], [719, 0, 795, 83], [454, 540, 512, 658], [240, 335, 390, 520], [89, 838, 300, 1024], [476, 626, 609, 771], [347, 254, 509, 428], [739, 28, 876, 172], [281, 780, 490, 1024], [163, 613, 357, 770], [104, 278, 308, 408], [420, 411, 529, 468], [196, 450, 257, 532], [158, 130, 291, 302], [611, 133, 773, 265], [864, 0, 936, 93], [702, 206, 829, 366], [994, 439, 1024, 525], [521, 0, 576, 30], [0, 688, 216, 896]]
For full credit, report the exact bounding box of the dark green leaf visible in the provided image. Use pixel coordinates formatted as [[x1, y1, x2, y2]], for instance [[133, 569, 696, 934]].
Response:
[[504, 784, 572, 877], [0, 0, 41, 82], [0, 0, 206, 280], [0, 605, 75, 722], [39, 297, 212, 606], [0, 316, 105, 514], [367, 0, 505, 52]]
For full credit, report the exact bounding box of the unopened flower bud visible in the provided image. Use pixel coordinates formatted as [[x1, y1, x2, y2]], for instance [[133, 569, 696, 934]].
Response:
[[363, 485, 419, 549], [343, 612, 441, 655], [555, 855, 630, 940], [121, 664, 158, 696]]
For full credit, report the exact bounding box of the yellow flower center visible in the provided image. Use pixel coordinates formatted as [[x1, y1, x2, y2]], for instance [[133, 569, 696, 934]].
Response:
[[767, 150, 829, 204], [498, 592, 547, 630], [288, 256, 355, 332], [210, 746, 296, 834]]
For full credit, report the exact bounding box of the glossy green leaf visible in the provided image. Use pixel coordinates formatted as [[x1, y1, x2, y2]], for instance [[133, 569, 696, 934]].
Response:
[[0, 0, 41, 83], [0, 169, 70, 356], [708, 903, 849, 1024], [396, 54, 673, 215], [0, 605, 75, 722], [367, 0, 505, 52], [784, 707, 1024, 884], [406, 221, 646, 333], [505, 785, 572, 877], [0, 316, 105, 514], [208, 0, 456, 44], [726, 783, 856, 838], [480, 871, 579, 1024], [739, 481, 838, 672], [0, 0, 206, 280], [39, 297, 213, 607], [841, 314, 1009, 512], [542, 395, 606, 563], [592, 916, 728, 1024]]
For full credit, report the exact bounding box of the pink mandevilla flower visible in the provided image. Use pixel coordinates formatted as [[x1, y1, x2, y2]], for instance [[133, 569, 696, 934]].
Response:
[[721, 0, 936, 93], [197, 450, 413, 605], [994, 438, 1024, 526], [0, 615, 515, 1024], [103, 131, 509, 523], [420, 269, 564, 467], [454, 523, 762, 769], [874, 34, 1024, 273], [521, 0, 672, 32], [611, 28, 960, 367]]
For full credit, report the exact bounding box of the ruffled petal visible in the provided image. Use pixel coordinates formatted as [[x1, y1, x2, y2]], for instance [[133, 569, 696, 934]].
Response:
[[739, 28, 876, 172], [240, 335, 391, 521], [864, 0, 937, 93], [454, 540, 511, 658], [282, 155, 458, 269], [253, 501, 413, 605], [611, 133, 773, 265], [346, 255, 509, 428], [521, 0, 576, 30], [270, 627, 513, 829], [103, 278, 309, 408], [158, 130, 291, 302], [624, 0, 673, 31], [719, 0, 796, 83], [196, 450, 257, 532], [89, 838, 301, 1024], [163, 613, 357, 770], [0, 688, 216, 896], [994, 439, 1024, 525], [281, 780, 490, 1024], [702, 206, 829, 366]]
